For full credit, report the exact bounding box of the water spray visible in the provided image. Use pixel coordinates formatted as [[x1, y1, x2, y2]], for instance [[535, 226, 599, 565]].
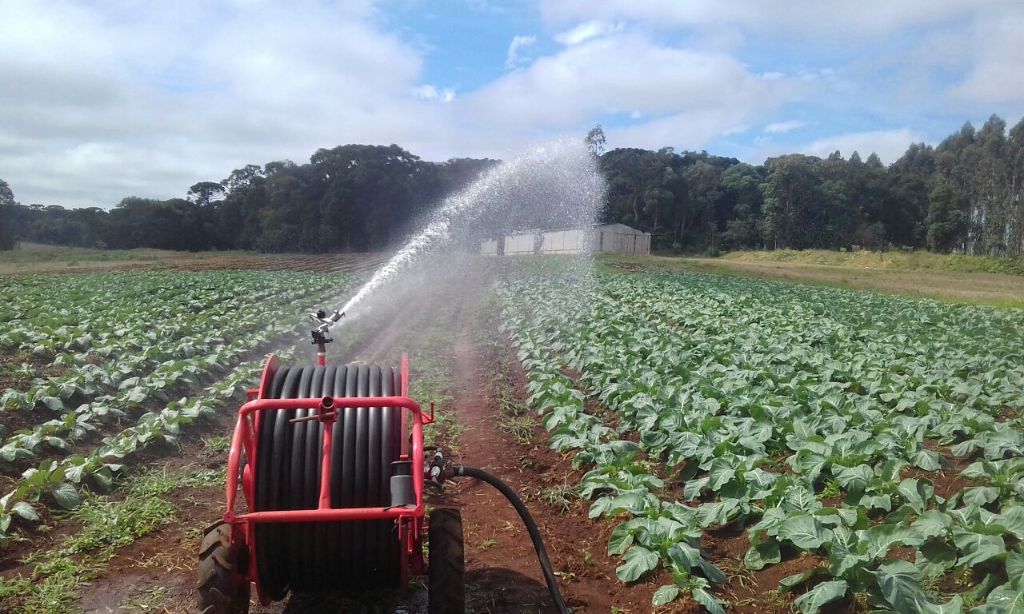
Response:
[[199, 139, 605, 614], [324, 139, 605, 328]]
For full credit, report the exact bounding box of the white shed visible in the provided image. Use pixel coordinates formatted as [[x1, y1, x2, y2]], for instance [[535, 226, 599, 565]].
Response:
[[480, 223, 651, 256], [594, 223, 651, 255]]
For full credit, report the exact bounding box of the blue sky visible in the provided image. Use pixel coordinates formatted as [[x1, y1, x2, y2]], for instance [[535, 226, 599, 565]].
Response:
[[2, 0, 1022, 207]]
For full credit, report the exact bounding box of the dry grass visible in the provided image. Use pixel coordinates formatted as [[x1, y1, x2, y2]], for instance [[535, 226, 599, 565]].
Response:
[[0, 243, 382, 275], [722, 248, 1024, 276], [612, 254, 1024, 309]]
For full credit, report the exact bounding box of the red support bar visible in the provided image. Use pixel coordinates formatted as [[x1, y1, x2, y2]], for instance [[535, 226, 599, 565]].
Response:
[[400, 353, 410, 458], [237, 507, 416, 524], [225, 395, 428, 526], [318, 403, 334, 510], [225, 413, 251, 517]]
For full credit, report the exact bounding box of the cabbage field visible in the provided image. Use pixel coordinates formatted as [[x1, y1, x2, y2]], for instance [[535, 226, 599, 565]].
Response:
[[500, 269, 1024, 613], [1, 261, 1023, 613], [0, 271, 358, 545]]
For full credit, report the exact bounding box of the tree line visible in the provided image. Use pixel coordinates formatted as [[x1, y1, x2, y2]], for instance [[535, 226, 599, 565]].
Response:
[[2, 114, 1023, 257], [595, 114, 1024, 257]]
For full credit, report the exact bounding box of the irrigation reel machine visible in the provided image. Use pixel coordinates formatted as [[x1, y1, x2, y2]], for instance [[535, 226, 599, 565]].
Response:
[[197, 308, 568, 613]]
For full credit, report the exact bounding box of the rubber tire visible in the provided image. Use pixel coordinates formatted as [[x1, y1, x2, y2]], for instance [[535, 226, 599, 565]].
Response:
[[428, 508, 465, 614], [197, 521, 250, 614]]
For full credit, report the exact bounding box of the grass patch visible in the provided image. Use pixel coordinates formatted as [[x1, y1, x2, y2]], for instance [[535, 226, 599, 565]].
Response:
[[606, 253, 1024, 310], [201, 435, 231, 455], [499, 415, 536, 445], [0, 464, 221, 613], [721, 248, 1024, 276], [119, 586, 170, 612], [536, 482, 578, 514]]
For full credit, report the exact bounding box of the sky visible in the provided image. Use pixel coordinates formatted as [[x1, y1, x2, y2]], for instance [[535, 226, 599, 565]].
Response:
[[2, 0, 1023, 208]]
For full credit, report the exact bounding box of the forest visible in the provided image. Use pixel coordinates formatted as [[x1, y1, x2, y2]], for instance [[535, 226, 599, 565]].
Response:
[[1, 114, 1022, 257]]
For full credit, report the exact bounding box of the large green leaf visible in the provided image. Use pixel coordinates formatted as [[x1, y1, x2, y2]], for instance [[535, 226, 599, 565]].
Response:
[[953, 528, 1006, 567], [51, 481, 80, 510], [778, 513, 830, 550], [873, 561, 962, 614], [692, 587, 725, 614], [912, 510, 952, 540], [974, 583, 1024, 614], [1007, 552, 1024, 591], [917, 539, 958, 576], [615, 545, 659, 583], [10, 501, 38, 522], [744, 539, 781, 571], [999, 507, 1024, 541], [651, 585, 680, 607], [793, 579, 848, 614]]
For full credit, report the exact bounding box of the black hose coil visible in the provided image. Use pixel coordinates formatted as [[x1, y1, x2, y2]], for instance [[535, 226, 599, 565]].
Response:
[[253, 364, 402, 598]]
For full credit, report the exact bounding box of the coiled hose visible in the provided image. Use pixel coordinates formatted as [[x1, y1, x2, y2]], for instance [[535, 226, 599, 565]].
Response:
[[451, 466, 571, 614], [254, 364, 401, 598]]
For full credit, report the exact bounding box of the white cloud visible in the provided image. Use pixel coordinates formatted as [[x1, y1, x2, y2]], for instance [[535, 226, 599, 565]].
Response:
[[796, 128, 926, 164], [763, 120, 806, 135], [504, 35, 537, 69], [464, 34, 798, 136], [539, 0, 1012, 40], [0, 0, 443, 206], [945, 12, 1024, 106], [413, 85, 456, 102], [553, 20, 623, 46]]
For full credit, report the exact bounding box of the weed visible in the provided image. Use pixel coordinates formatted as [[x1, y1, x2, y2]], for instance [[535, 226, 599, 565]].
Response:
[[819, 478, 842, 500], [67, 493, 176, 553], [500, 415, 537, 444], [479, 538, 497, 550], [120, 586, 170, 612], [537, 482, 578, 514], [1, 464, 217, 613], [202, 436, 231, 454]]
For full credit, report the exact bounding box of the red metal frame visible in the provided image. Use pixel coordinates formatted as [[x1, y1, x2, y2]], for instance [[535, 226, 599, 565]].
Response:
[[223, 353, 432, 604]]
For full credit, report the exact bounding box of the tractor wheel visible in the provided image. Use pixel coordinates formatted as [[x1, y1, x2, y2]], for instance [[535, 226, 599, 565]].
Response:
[[197, 521, 250, 614], [428, 508, 465, 614]]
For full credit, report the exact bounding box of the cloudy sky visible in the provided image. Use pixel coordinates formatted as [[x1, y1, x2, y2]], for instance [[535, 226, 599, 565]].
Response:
[[2, 0, 1023, 207]]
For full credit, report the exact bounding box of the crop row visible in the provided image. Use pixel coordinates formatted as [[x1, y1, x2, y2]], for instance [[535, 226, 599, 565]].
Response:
[[0, 272, 339, 418], [0, 269, 363, 547], [500, 269, 1024, 613]]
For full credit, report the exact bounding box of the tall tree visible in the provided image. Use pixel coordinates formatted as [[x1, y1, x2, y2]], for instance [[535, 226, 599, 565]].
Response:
[[187, 181, 226, 207], [0, 179, 16, 249], [585, 124, 607, 157]]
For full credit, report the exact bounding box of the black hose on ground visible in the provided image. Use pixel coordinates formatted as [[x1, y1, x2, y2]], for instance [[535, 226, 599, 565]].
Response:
[[451, 465, 571, 614]]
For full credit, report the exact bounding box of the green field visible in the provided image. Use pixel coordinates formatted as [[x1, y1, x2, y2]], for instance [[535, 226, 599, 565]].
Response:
[[1, 258, 1023, 613], [0, 271, 357, 536], [502, 266, 1024, 612]]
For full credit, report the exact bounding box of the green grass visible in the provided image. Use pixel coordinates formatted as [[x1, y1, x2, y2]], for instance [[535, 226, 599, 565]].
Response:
[[536, 482, 578, 514], [499, 415, 537, 445], [119, 586, 170, 613], [0, 464, 221, 613]]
